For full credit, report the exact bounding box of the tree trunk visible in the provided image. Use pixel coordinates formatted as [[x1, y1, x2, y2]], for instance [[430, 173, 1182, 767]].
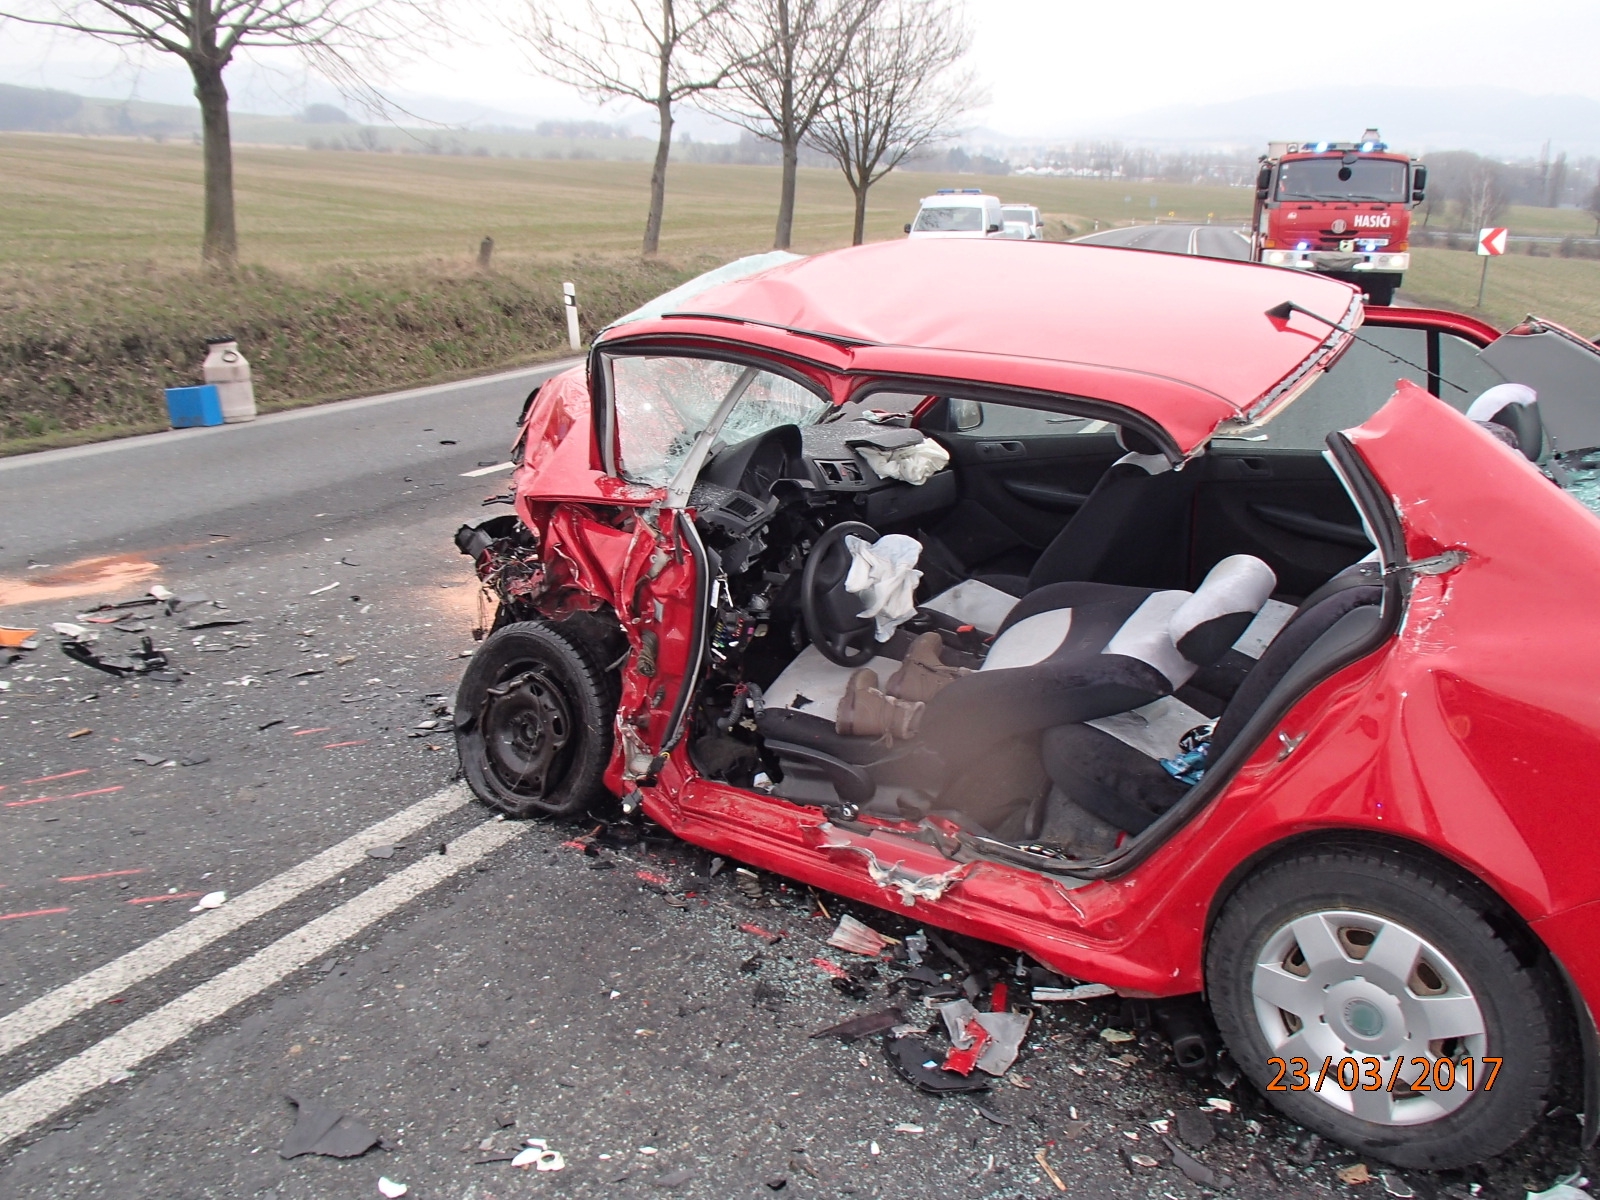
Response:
[[774, 136, 799, 250], [644, 95, 673, 256], [192, 60, 237, 268], [851, 181, 868, 245]]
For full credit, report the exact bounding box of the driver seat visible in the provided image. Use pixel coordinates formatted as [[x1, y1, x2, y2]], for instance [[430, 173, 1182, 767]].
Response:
[[757, 555, 1277, 825]]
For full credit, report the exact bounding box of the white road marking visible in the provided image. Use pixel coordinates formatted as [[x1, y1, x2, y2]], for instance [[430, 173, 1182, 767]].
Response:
[[0, 815, 526, 1146], [0, 361, 581, 474], [0, 785, 472, 1059], [1186, 226, 1200, 256], [460, 461, 514, 478]]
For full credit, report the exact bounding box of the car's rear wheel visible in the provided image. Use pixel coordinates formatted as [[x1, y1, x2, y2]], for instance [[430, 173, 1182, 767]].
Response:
[[455, 621, 615, 818], [1206, 848, 1559, 1169]]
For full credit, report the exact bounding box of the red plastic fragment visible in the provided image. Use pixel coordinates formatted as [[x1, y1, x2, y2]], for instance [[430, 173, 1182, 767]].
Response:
[[811, 957, 850, 980], [741, 922, 783, 943], [990, 982, 1009, 1013], [942, 1021, 991, 1076]]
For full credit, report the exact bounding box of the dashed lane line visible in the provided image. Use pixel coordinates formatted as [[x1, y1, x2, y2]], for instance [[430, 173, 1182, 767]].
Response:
[[0, 785, 473, 1059], [460, 461, 514, 478], [0, 815, 527, 1147]]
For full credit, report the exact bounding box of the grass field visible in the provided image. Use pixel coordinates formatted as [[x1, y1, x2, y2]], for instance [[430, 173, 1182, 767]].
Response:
[[2, 133, 1597, 454], [1404, 248, 1600, 335], [0, 134, 1257, 267]]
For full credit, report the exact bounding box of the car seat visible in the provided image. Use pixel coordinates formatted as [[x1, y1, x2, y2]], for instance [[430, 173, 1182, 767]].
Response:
[[756, 554, 1277, 826], [978, 427, 1192, 597], [1039, 560, 1385, 838]]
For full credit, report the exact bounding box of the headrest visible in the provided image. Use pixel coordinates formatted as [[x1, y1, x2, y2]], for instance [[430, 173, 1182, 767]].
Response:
[[1115, 426, 1162, 456], [1465, 383, 1541, 461], [1169, 555, 1277, 666]]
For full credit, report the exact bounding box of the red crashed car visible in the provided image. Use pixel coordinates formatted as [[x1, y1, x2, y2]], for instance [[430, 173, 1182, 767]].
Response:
[[452, 239, 1600, 1169]]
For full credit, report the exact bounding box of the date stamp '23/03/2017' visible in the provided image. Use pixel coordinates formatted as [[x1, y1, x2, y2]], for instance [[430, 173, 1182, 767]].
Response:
[[1267, 1056, 1501, 1093]]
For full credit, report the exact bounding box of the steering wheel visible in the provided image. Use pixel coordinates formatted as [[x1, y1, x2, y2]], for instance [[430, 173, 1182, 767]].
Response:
[[801, 521, 881, 667]]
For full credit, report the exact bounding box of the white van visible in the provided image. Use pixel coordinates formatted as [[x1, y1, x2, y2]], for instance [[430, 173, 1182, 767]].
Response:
[[905, 190, 1005, 239]]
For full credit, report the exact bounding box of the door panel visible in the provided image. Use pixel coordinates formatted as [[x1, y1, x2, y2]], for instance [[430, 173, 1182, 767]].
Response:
[[1189, 450, 1369, 598], [920, 400, 1126, 570]]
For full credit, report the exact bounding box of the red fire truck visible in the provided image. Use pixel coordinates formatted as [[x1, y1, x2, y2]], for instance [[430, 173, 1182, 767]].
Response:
[[1251, 129, 1426, 307]]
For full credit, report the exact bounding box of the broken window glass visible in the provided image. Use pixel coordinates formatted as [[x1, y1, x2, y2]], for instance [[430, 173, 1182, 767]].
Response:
[[608, 355, 828, 487]]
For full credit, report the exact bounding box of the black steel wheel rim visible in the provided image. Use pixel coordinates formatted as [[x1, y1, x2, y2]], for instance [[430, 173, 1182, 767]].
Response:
[[480, 665, 575, 799]]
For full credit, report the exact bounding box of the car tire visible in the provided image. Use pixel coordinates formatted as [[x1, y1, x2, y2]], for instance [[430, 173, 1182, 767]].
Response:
[[1206, 847, 1559, 1169], [454, 620, 615, 819]]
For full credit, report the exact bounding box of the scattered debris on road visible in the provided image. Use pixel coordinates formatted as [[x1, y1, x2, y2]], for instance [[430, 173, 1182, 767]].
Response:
[[278, 1094, 381, 1159], [188, 891, 226, 912], [826, 913, 891, 956], [377, 1177, 407, 1198]]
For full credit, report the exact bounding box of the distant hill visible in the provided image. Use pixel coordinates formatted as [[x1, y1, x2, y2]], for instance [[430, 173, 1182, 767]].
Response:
[[0, 83, 659, 160], [1077, 87, 1600, 158]]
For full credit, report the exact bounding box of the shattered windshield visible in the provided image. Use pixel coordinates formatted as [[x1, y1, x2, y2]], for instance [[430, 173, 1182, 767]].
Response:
[[608, 355, 829, 487]]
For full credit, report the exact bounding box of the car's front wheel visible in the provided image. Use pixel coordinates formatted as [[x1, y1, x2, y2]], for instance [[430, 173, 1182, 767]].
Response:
[[1206, 847, 1560, 1169], [454, 621, 615, 818]]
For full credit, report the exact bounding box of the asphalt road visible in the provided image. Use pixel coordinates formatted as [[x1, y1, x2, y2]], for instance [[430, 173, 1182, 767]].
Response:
[[0, 362, 1588, 1199], [1074, 223, 1254, 261]]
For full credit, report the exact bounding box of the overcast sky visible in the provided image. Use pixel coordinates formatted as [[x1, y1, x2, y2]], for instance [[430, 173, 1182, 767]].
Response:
[[2, 0, 1597, 137]]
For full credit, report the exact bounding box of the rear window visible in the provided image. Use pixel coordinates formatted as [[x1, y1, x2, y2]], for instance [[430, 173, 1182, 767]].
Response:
[[1002, 207, 1034, 222], [914, 205, 984, 232], [1239, 328, 1503, 451]]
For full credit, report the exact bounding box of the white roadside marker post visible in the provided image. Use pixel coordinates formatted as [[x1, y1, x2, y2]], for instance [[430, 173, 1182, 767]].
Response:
[[563, 281, 581, 351]]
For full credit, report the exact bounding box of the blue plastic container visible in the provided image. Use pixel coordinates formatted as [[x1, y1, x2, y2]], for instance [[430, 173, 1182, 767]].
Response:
[[165, 385, 224, 428]]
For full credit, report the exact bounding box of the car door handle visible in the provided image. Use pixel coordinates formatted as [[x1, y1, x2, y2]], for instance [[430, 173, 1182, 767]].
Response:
[[975, 440, 1026, 459], [1002, 479, 1089, 511], [1249, 503, 1371, 547]]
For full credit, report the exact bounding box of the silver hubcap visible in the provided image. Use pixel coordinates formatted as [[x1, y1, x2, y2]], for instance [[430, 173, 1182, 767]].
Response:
[[1251, 909, 1487, 1126]]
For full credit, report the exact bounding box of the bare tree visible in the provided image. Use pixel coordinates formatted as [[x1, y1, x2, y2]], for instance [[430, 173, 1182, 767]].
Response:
[[1462, 158, 1509, 234], [518, 0, 735, 255], [708, 0, 879, 250], [0, 0, 438, 266], [806, 0, 980, 245]]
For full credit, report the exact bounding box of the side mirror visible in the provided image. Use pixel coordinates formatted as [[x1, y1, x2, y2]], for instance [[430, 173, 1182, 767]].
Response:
[[1255, 163, 1273, 199], [987, 223, 1002, 234], [1411, 164, 1427, 203], [949, 398, 983, 431], [904, 223, 912, 234]]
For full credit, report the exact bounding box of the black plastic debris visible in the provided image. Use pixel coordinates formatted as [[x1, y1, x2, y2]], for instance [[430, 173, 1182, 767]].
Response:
[[809, 1008, 903, 1042], [882, 1034, 989, 1094], [764, 1176, 788, 1191], [366, 845, 396, 860], [973, 1103, 1013, 1126], [1162, 1136, 1233, 1189], [1174, 1107, 1216, 1149], [183, 617, 249, 630], [60, 635, 177, 681], [653, 1167, 694, 1188], [278, 1094, 381, 1159]]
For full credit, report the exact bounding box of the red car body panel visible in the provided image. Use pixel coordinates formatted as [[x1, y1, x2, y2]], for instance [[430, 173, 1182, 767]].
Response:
[[597, 240, 1364, 455], [507, 251, 1600, 1026]]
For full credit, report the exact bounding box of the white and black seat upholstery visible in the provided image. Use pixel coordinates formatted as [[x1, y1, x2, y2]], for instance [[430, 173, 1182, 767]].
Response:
[[920, 555, 1277, 766], [755, 554, 1277, 822], [1040, 559, 1384, 837]]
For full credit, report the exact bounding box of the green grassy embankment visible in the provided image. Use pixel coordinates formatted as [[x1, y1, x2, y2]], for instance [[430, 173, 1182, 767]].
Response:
[[3, 133, 1597, 454]]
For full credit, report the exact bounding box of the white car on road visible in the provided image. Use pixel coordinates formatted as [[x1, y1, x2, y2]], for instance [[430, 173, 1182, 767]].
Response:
[[905, 190, 1005, 239], [1000, 203, 1044, 240]]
